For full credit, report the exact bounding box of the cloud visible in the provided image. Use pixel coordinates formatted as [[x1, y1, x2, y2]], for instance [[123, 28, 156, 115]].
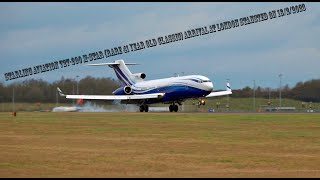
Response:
[[0, 2, 319, 89]]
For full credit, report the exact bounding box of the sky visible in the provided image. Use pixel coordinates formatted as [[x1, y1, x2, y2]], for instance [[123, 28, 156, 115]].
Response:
[[1, 2, 319, 90]]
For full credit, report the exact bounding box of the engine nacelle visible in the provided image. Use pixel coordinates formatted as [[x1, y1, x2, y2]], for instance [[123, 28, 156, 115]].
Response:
[[133, 72, 146, 80], [123, 86, 132, 94]]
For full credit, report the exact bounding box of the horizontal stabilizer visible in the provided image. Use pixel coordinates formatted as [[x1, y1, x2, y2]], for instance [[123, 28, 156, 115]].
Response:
[[87, 62, 139, 66]]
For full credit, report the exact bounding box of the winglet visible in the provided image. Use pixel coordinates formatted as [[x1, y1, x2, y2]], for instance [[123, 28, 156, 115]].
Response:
[[226, 82, 231, 92], [57, 87, 66, 97]]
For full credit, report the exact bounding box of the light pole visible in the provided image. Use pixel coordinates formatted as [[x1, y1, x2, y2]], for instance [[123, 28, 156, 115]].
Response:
[[268, 88, 271, 102], [268, 88, 271, 106], [72, 84, 75, 105], [56, 89, 59, 107], [0, 96, 3, 112], [226, 79, 230, 111], [253, 80, 256, 112], [279, 74, 283, 108], [12, 87, 15, 113], [76, 75, 79, 95]]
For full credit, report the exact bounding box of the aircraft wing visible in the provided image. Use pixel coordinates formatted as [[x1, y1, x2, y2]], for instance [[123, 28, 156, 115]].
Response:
[[205, 82, 232, 98], [205, 90, 232, 97], [57, 87, 164, 100]]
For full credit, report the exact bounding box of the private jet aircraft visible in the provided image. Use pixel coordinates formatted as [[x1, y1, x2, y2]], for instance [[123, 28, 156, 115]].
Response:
[[57, 59, 232, 112]]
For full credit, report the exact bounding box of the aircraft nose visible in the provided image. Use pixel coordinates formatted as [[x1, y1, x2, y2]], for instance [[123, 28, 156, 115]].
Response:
[[204, 82, 213, 91]]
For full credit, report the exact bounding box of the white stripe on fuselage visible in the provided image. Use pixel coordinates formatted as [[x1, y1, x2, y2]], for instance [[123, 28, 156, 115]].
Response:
[[113, 65, 134, 86], [131, 75, 214, 93]]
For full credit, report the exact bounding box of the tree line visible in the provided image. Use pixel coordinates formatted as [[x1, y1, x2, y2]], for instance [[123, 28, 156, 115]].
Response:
[[0, 76, 121, 103], [232, 79, 320, 102], [0, 77, 319, 103]]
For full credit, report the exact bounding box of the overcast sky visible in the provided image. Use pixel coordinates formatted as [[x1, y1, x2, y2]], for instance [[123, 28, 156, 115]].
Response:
[[1, 2, 319, 90]]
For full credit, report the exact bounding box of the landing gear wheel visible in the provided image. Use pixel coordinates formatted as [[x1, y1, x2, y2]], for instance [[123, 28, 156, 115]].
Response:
[[144, 105, 149, 112], [169, 105, 174, 112], [139, 105, 145, 112], [173, 105, 178, 112]]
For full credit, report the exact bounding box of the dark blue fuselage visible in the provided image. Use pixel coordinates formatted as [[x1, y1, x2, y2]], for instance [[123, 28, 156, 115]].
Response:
[[113, 85, 210, 104]]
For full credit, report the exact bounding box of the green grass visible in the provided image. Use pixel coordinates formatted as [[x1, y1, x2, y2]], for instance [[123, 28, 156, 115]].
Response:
[[0, 102, 71, 112], [183, 97, 320, 112], [1, 97, 319, 112], [0, 112, 319, 177]]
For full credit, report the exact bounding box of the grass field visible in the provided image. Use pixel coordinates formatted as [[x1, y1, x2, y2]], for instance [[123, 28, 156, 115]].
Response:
[[1, 97, 319, 112], [0, 112, 319, 177]]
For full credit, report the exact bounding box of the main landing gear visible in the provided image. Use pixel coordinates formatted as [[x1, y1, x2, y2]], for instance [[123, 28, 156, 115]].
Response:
[[139, 102, 179, 113], [169, 103, 178, 112], [139, 104, 149, 112]]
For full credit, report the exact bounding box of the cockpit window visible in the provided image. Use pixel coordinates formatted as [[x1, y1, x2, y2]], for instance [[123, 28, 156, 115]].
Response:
[[202, 80, 211, 83], [188, 78, 211, 83]]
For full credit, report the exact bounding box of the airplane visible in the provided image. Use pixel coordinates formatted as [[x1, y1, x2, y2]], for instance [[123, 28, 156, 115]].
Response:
[[57, 59, 232, 112], [52, 99, 84, 112], [52, 106, 82, 112]]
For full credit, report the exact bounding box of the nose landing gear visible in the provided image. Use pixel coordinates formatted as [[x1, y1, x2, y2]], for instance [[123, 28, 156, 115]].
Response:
[[198, 99, 206, 106]]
